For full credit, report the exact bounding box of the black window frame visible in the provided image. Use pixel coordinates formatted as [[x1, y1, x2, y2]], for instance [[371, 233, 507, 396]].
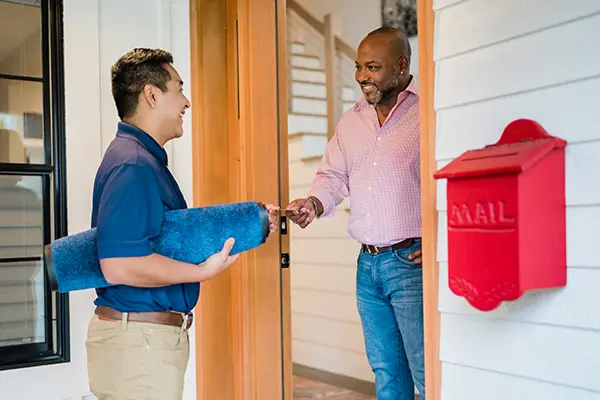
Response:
[[0, 0, 69, 370]]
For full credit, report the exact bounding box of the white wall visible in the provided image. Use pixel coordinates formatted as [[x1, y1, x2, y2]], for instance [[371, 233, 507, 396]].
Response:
[[296, 0, 382, 50], [434, 0, 600, 398], [0, 0, 195, 399], [295, 0, 418, 76]]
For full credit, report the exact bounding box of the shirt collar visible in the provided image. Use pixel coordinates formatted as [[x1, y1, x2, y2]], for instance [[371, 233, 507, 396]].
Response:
[[116, 121, 168, 166], [355, 75, 419, 112]]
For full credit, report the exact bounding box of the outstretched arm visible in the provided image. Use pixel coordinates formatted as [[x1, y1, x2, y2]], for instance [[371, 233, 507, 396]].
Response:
[[287, 127, 349, 228]]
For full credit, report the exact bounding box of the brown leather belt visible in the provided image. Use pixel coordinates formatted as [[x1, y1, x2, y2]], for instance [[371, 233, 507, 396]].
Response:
[[95, 306, 193, 330], [361, 237, 421, 256]]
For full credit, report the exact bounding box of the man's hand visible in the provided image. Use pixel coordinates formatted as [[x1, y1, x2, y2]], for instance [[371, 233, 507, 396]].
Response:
[[265, 204, 280, 233], [198, 238, 240, 278], [286, 198, 317, 229], [408, 247, 422, 264]]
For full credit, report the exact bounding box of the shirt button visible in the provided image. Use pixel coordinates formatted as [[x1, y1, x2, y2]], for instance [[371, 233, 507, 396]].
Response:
[[366, 213, 370, 217], [368, 187, 372, 191], [373, 162, 377, 166], [149, 329, 153, 334], [377, 137, 381, 141], [145, 345, 151, 350]]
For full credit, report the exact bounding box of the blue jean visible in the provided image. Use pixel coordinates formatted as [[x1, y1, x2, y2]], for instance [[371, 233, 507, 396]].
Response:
[[356, 241, 425, 400]]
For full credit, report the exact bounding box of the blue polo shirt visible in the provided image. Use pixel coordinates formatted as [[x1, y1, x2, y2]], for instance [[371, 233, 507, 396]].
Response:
[[90, 122, 199, 313]]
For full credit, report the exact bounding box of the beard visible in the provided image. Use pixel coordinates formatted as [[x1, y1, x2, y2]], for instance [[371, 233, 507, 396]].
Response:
[[366, 70, 402, 106]]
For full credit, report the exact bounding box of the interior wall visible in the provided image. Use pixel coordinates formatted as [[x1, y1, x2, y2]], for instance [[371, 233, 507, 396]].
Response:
[[295, 0, 382, 49]]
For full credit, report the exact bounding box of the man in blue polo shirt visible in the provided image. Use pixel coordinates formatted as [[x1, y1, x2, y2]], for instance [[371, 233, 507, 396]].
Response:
[[85, 48, 271, 400]]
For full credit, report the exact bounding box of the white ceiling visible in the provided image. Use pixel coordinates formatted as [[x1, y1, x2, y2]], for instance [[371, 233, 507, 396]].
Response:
[[0, 1, 41, 69]]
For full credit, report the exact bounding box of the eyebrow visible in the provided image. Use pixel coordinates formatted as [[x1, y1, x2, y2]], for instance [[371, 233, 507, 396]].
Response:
[[355, 60, 381, 65]]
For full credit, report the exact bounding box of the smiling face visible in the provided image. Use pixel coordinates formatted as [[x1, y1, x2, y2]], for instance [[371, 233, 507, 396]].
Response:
[[355, 29, 410, 106], [111, 48, 192, 144], [153, 64, 190, 140]]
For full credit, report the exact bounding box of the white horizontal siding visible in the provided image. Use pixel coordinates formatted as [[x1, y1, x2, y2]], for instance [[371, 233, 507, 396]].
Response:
[[435, 0, 600, 60], [437, 206, 600, 269], [439, 264, 600, 331], [291, 237, 359, 266], [292, 288, 360, 325], [288, 132, 367, 380], [435, 12, 600, 109], [292, 313, 365, 354], [434, 1, 600, 398], [435, 77, 600, 161], [442, 363, 600, 400], [440, 313, 600, 392], [0, 263, 40, 283], [290, 212, 352, 239], [291, 263, 356, 294]]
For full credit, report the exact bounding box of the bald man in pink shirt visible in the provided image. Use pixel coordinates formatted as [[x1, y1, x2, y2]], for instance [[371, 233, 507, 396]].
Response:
[[287, 27, 425, 400]]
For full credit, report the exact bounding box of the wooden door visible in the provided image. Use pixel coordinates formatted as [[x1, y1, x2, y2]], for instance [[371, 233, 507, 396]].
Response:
[[189, 0, 292, 399]]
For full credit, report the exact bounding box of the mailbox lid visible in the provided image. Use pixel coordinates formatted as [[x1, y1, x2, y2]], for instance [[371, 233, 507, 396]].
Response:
[[434, 138, 565, 180]]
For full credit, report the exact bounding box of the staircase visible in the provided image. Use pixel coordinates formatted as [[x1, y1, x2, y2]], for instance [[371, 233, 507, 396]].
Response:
[[286, 1, 360, 166], [288, 42, 356, 137]]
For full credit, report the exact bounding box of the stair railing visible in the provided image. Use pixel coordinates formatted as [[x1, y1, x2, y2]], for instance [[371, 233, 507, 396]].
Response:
[[287, 0, 358, 140]]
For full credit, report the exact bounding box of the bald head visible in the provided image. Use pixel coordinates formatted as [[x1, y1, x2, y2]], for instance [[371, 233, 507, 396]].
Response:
[[361, 27, 411, 64], [354, 26, 412, 108]]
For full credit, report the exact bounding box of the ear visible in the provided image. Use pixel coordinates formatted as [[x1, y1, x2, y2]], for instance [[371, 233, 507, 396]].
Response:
[[142, 84, 158, 109], [398, 55, 409, 74]]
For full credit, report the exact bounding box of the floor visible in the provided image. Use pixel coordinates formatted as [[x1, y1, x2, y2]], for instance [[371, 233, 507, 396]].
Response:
[[293, 376, 375, 399]]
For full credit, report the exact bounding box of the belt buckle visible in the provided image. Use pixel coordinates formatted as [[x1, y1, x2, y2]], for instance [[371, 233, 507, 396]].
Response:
[[181, 312, 193, 331], [366, 245, 378, 256]]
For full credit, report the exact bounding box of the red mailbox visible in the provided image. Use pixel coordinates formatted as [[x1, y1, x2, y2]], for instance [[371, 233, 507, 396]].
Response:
[[433, 119, 567, 311]]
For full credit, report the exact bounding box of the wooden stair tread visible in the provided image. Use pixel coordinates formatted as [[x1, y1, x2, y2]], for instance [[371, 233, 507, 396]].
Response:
[[292, 79, 355, 90], [288, 131, 328, 138], [289, 111, 327, 118]]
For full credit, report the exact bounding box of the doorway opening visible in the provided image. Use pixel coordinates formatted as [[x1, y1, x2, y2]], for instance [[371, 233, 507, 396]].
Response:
[[278, 1, 438, 399]]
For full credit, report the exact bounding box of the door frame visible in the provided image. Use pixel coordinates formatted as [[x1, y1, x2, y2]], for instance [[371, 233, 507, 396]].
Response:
[[189, 0, 439, 398], [417, 0, 441, 399]]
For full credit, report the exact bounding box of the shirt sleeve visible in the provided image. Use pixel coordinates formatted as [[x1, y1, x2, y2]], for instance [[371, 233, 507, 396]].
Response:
[[96, 163, 164, 259], [308, 125, 350, 217]]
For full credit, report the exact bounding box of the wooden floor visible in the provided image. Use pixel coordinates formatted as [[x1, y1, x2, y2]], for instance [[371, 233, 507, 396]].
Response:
[[293, 376, 376, 399]]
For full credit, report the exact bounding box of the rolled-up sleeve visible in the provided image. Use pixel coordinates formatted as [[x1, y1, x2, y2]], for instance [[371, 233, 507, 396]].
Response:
[[96, 164, 163, 259]]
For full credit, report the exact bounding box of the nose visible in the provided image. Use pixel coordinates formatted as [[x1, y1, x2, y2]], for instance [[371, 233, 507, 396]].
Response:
[[356, 68, 368, 84], [184, 95, 191, 109]]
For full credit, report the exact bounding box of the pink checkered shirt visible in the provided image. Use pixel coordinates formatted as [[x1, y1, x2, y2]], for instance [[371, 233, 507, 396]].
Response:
[[308, 77, 421, 247]]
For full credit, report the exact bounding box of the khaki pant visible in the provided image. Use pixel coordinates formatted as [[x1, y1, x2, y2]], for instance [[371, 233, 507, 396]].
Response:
[[86, 313, 190, 400]]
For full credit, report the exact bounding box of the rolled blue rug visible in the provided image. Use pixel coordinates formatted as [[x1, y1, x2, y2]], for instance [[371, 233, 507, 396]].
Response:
[[45, 201, 271, 292]]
